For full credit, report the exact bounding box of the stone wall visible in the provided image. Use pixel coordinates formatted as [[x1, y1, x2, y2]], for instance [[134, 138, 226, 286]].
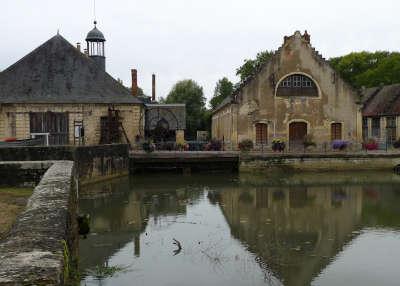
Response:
[[0, 144, 129, 184], [0, 161, 78, 285], [212, 31, 362, 148], [0, 103, 143, 145], [0, 161, 53, 187], [240, 153, 400, 173]]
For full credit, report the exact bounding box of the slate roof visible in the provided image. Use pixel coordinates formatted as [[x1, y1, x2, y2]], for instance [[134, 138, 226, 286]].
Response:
[[0, 34, 142, 104], [362, 84, 400, 117], [212, 95, 235, 114]]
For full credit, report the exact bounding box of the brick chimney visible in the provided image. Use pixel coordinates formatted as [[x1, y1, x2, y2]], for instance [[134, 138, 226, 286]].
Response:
[[152, 74, 156, 102], [131, 69, 138, 97], [76, 42, 81, 52]]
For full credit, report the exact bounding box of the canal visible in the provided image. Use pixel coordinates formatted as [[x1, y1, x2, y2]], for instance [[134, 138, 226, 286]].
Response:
[[79, 172, 400, 286]]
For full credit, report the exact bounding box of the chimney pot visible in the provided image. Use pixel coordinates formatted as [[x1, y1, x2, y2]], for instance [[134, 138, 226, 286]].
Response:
[[131, 69, 138, 97], [152, 74, 156, 102]]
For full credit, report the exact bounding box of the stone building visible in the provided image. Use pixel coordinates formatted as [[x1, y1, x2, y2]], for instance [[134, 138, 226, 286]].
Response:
[[0, 22, 144, 146], [362, 84, 400, 145], [131, 72, 186, 143], [212, 31, 363, 149]]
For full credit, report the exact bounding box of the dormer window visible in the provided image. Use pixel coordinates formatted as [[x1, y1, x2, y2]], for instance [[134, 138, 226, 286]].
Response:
[[276, 74, 318, 97]]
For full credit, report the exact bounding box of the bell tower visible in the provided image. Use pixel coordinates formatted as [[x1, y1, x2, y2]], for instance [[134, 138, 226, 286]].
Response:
[[86, 21, 106, 71]]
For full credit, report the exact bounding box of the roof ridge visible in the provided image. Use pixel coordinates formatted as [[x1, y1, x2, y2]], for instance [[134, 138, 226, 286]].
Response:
[[1, 34, 66, 74]]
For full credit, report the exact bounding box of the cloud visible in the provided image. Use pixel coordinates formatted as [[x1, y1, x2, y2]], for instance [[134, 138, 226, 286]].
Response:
[[1, 0, 398, 103]]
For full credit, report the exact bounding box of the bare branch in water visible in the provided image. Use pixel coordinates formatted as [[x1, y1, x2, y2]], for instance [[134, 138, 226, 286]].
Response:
[[173, 238, 182, 255]]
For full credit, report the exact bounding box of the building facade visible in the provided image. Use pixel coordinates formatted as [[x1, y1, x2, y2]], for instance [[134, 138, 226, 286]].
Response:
[[212, 31, 363, 149], [0, 23, 144, 146], [362, 84, 400, 146]]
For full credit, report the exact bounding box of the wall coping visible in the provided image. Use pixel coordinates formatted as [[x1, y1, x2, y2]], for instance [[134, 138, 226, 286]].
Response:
[[0, 160, 76, 285]]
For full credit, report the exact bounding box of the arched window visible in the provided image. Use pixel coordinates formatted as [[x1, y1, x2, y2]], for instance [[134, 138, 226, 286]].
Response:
[[276, 74, 318, 97]]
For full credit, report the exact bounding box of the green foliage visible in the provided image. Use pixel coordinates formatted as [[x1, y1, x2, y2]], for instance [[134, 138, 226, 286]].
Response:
[[165, 79, 207, 139], [236, 50, 274, 82], [238, 139, 254, 152], [210, 77, 234, 110], [62, 240, 70, 284], [87, 264, 131, 280], [330, 51, 400, 88]]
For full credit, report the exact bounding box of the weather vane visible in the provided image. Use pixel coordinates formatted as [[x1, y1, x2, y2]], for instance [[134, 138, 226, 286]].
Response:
[[93, 0, 97, 23]]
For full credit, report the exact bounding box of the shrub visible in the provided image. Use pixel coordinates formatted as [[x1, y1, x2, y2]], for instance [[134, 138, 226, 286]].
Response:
[[393, 139, 400, 149], [238, 139, 254, 152], [363, 138, 378, 150], [205, 139, 222, 151], [272, 138, 285, 152], [142, 141, 155, 153]]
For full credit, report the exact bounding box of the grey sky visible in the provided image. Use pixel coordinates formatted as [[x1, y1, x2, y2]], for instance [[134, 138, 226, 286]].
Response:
[[1, 0, 398, 106]]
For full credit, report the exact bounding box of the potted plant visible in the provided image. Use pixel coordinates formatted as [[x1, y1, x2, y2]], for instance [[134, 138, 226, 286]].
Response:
[[332, 140, 348, 151], [393, 138, 400, 149], [272, 138, 285, 152], [363, 138, 378, 150], [238, 139, 254, 152], [205, 139, 222, 151], [142, 140, 155, 153]]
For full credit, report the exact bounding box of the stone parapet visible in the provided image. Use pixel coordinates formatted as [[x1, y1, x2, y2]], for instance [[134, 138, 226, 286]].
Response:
[[0, 161, 78, 285]]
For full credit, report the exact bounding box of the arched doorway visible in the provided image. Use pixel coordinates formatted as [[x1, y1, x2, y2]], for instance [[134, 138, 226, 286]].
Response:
[[289, 122, 307, 148]]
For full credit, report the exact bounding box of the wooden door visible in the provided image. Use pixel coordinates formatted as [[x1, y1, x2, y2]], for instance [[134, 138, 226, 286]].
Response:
[[289, 122, 307, 147], [29, 112, 69, 145]]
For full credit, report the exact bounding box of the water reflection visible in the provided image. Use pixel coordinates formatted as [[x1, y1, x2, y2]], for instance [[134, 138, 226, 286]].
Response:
[[80, 173, 400, 286]]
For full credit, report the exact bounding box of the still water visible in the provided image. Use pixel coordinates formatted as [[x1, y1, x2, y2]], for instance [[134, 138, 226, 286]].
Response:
[[79, 172, 400, 286]]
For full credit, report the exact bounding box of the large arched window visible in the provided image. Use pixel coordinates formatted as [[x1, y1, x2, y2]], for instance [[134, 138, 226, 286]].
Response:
[[276, 74, 318, 97]]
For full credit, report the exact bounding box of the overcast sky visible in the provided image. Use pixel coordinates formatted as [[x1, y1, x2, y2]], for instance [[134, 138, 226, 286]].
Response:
[[1, 0, 398, 106]]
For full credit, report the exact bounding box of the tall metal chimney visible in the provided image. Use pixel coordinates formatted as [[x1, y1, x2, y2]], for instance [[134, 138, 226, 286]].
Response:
[[152, 74, 156, 102], [131, 69, 138, 97]]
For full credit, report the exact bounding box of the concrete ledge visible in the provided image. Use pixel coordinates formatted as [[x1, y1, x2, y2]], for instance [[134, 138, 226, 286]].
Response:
[[0, 144, 129, 185], [241, 153, 400, 172], [0, 161, 78, 286]]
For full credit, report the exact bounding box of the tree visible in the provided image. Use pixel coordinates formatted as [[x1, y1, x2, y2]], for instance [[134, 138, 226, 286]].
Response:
[[165, 79, 207, 139], [236, 50, 274, 82], [209, 77, 234, 110], [330, 51, 400, 89]]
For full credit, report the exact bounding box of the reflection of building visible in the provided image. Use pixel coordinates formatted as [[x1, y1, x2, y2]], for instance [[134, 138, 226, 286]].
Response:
[[218, 185, 363, 286], [212, 31, 362, 149], [79, 177, 197, 271]]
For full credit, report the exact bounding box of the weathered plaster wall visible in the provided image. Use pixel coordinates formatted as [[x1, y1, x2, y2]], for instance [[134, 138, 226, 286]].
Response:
[[0, 144, 129, 184], [212, 32, 362, 148], [0, 103, 144, 145], [211, 104, 238, 147], [0, 161, 78, 286]]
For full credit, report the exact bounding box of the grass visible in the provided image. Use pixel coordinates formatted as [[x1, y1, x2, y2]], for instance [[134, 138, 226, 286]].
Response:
[[0, 187, 33, 239], [86, 264, 132, 280]]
